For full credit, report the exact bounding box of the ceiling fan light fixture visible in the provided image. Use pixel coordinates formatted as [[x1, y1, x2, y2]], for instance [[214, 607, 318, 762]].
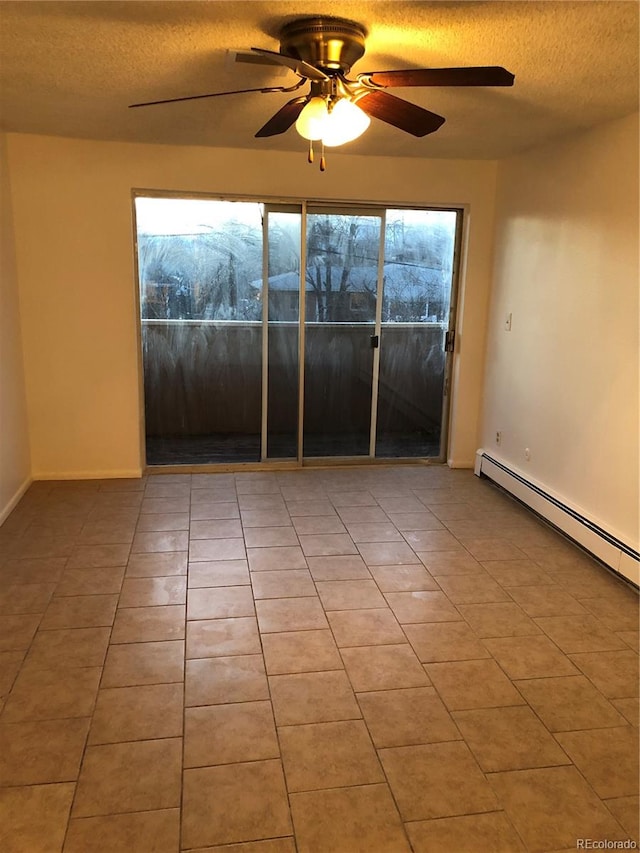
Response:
[[321, 97, 370, 146], [295, 96, 329, 140]]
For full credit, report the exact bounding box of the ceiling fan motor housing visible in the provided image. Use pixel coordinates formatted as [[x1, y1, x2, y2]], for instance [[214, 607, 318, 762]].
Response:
[[279, 17, 367, 74]]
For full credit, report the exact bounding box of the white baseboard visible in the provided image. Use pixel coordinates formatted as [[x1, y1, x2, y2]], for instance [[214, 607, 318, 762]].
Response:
[[475, 450, 639, 587], [0, 475, 33, 526]]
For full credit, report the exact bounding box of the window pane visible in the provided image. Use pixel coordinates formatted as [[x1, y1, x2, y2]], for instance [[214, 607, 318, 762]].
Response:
[[136, 197, 264, 464]]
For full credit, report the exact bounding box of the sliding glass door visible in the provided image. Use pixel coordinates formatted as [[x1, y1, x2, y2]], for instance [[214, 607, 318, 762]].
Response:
[[135, 195, 460, 466]]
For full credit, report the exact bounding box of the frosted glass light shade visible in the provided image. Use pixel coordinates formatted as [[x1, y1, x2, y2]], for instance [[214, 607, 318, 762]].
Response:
[[295, 97, 329, 140], [322, 98, 370, 147]]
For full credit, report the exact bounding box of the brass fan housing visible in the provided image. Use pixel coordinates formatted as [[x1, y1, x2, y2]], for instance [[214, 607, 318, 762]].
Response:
[[279, 17, 367, 74]]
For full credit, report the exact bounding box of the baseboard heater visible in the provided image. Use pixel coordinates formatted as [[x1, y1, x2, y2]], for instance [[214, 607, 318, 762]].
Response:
[[475, 451, 639, 587]]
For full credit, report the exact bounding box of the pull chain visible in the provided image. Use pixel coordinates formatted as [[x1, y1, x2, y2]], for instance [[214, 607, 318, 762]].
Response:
[[320, 140, 326, 172], [308, 140, 314, 163]]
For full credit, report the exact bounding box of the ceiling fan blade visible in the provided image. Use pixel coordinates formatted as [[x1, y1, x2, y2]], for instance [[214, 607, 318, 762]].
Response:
[[356, 90, 445, 137], [360, 67, 515, 88], [255, 97, 308, 138], [251, 48, 329, 82], [129, 85, 295, 109]]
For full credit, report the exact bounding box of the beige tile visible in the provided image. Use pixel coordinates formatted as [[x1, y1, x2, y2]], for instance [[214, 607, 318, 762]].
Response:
[[0, 613, 41, 651], [186, 617, 261, 658], [55, 566, 125, 596], [435, 573, 510, 604], [279, 719, 383, 792], [255, 597, 328, 633], [568, 650, 639, 698], [262, 629, 342, 675], [341, 643, 430, 691], [481, 559, 556, 587], [187, 585, 255, 620], [425, 659, 525, 710], [358, 686, 460, 747], [516, 675, 628, 731], [63, 808, 181, 853], [2, 665, 101, 722], [616, 630, 639, 652], [458, 601, 542, 638], [453, 706, 570, 772], [0, 650, 24, 699], [612, 698, 639, 727], [462, 538, 526, 561], [287, 499, 338, 518], [40, 594, 118, 629], [88, 683, 184, 744], [269, 669, 360, 725], [77, 522, 135, 546], [379, 741, 498, 821], [358, 541, 418, 565], [136, 511, 190, 531], [184, 700, 278, 767], [403, 530, 463, 551], [292, 516, 346, 534], [125, 551, 187, 577], [605, 796, 640, 841], [110, 604, 185, 643], [189, 538, 246, 562], [26, 627, 110, 668], [579, 593, 639, 632], [388, 511, 444, 531], [251, 569, 315, 599], [419, 550, 485, 576], [0, 582, 56, 615], [483, 635, 579, 679], [73, 738, 182, 817], [0, 782, 75, 853], [488, 766, 628, 851], [316, 579, 386, 610], [385, 591, 461, 624], [328, 608, 405, 647], [241, 509, 291, 527], [1, 556, 69, 584], [298, 533, 358, 557], [191, 839, 296, 853], [185, 655, 268, 707], [119, 576, 186, 608], [368, 565, 439, 592], [406, 812, 526, 853], [290, 783, 410, 853], [555, 726, 639, 798], [182, 761, 292, 848], [306, 554, 371, 580], [403, 621, 489, 663], [140, 498, 190, 515], [131, 530, 189, 555], [244, 527, 299, 548], [102, 640, 185, 687], [0, 717, 89, 785], [192, 502, 240, 521], [247, 546, 307, 572], [190, 519, 243, 539], [66, 544, 130, 568], [534, 614, 628, 653], [188, 559, 250, 588], [507, 584, 587, 617], [346, 522, 403, 543]]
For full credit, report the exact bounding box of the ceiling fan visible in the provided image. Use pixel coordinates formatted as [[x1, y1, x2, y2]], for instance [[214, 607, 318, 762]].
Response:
[[130, 16, 515, 169]]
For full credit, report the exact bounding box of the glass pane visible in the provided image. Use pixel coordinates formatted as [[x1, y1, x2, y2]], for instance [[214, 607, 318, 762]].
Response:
[[376, 209, 458, 458], [303, 213, 380, 457], [136, 197, 264, 464], [266, 209, 301, 459]]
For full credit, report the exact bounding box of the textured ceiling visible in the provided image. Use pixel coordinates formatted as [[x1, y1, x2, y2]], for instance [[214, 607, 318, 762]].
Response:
[[0, 1, 638, 159]]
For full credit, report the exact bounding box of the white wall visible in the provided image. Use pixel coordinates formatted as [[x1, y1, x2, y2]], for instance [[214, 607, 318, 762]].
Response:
[[0, 133, 31, 522], [5, 133, 498, 478], [481, 113, 639, 550]]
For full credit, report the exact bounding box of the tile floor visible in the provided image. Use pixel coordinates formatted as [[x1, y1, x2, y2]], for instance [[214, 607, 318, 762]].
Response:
[[0, 464, 638, 853]]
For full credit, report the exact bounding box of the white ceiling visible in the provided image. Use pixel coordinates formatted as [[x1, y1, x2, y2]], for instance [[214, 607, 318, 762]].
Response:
[[0, 1, 638, 159]]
